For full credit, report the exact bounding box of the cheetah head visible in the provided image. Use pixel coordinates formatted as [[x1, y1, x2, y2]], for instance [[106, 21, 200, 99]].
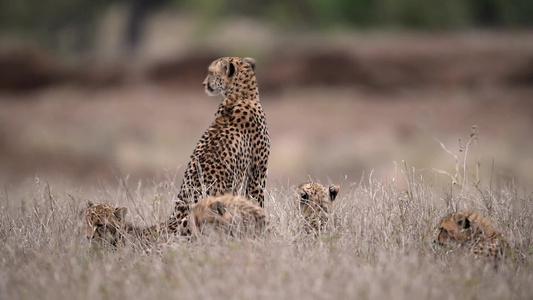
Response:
[[202, 57, 256, 97], [83, 201, 127, 245], [434, 211, 475, 248], [297, 182, 340, 232]]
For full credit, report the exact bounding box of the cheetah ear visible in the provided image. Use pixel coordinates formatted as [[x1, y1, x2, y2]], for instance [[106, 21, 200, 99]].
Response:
[[220, 60, 236, 77], [299, 191, 309, 203], [243, 57, 256, 71], [210, 201, 226, 216], [86, 200, 94, 208], [329, 185, 340, 201], [113, 207, 128, 220], [456, 214, 471, 229]]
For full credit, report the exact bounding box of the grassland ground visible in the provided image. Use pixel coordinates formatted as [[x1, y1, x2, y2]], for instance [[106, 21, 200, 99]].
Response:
[[0, 170, 532, 300]]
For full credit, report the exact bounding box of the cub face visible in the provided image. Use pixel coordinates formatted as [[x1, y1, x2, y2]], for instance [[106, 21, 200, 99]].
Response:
[[297, 182, 340, 232], [435, 211, 474, 248], [84, 201, 127, 245]]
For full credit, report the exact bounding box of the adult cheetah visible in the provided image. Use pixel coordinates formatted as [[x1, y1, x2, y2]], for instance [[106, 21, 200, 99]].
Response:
[[173, 56, 269, 234], [434, 211, 507, 258], [296, 182, 340, 234]]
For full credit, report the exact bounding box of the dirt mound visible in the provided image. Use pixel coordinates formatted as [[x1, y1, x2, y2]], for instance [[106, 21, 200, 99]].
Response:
[[0, 44, 65, 91], [141, 44, 533, 91], [258, 50, 368, 92], [257, 44, 533, 91], [145, 51, 221, 86], [1, 35, 533, 92]]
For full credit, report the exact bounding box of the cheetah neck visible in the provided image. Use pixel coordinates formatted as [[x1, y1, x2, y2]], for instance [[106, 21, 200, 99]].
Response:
[[219, 91, 259, 116], [224, 76, 259, 102]]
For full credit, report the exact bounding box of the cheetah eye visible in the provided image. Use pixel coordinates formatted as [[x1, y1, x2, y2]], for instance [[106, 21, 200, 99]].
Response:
[[96, 223, 104, 228]]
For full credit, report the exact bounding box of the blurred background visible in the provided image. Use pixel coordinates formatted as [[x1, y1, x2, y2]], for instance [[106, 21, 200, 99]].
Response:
[[1, 0, 532, 189]]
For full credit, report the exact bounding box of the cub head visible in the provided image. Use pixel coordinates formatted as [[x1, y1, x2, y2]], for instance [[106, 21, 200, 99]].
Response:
[[190, 199, 228, 232], [297, 182, 340, 231], [190, 195, 266, 236], [434, 211, 476, 248], [83, 201, 127, 245], [202, 57, 256, 97]]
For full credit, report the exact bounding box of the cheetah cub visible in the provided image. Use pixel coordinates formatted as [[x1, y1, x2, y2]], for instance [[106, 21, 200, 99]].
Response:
[[296, 182, 340, 234], [83, 201, 165, 246], [190, 194, 266, 237], [434, 211, 507, 258], [83, 195, 266, 247]]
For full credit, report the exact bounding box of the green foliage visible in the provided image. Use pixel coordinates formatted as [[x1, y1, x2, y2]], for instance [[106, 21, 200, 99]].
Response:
[[2, 0, 533, 53], [307, 0, 375, 28], [181, 0, 533, 30], [0, 0, 108, 52]]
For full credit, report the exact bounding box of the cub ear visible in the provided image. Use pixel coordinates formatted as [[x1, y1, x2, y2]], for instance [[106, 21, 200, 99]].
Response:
[[243, 57, 256, 71], [299, 191, 309, 203], [329, 185, 340, 201], [210, 201, 226, 216], [456, 214, 471, 229], [86, 200, 94, 208], [113, 207, 128, 220], [220, 60, 236, 77]]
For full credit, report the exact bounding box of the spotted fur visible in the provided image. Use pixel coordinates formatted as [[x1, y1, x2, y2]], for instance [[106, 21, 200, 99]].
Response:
[[296, 182, 340, 233], [434, 211, 507, 258], [82, 194, 265, 245], [190, 194, 266, 236], [83, 201, 180, 246]]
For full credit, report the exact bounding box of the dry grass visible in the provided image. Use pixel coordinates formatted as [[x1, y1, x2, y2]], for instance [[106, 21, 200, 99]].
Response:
[[1, 30, 533, 299], [1, 167, 532, 300]]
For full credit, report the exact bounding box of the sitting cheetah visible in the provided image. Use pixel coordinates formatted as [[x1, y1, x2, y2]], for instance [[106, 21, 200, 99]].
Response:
[[434, 211, 507, 258], [296, 182, 340, 234], [190, 194, 266, 236], [172, 56, 270, 235], [176, 56, 269, 205]]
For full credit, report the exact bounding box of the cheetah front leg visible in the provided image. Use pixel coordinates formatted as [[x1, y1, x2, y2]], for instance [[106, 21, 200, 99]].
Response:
[[246, 165, 266, 207]]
